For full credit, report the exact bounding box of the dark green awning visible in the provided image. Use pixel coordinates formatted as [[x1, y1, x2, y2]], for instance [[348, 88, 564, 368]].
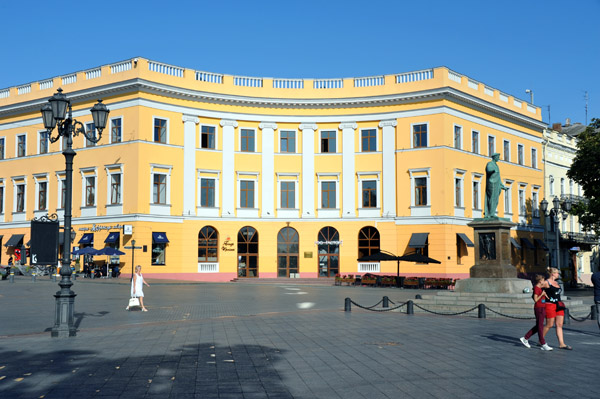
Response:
[[408, 233, 429, 248], [457, 233, 475, 247]]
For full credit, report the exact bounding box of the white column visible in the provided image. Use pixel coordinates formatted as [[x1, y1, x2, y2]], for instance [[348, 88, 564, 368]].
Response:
[[259, 122, 277, 218], [220, 119, 238, 217], [339, 122, 357, 218], [300, 123, 317, 218], [380, 119, 397, 218], [182, 115, 199, 216]]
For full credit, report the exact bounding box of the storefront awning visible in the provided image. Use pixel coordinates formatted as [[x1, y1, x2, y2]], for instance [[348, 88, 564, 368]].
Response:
[[408, 233, 429, 248], [457, 233, 475, 247], [152, 232, 169, 244], [4, 234, 24, 247], [534, 239, 548, 251], [509, 237, 521, 250], [521, 238, 535, 249], [105, 232, 120, 244], [79, 233, 94, 244]]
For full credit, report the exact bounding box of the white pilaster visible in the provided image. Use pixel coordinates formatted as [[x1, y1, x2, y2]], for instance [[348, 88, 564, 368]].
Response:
[[259, 122, 277, 217], [379, 119, 397, 218], [220, 119, 238, 217], [300, 123, 317, 218], [182, 115, 199, 216], [339, 122, 357, 218]]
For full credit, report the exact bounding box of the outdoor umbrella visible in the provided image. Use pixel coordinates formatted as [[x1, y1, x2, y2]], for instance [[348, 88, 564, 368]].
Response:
[[96, 247, 126, 256], [357, 250, 403, 278], [72, 247, 99, 255], [397, 252, 441, 264]]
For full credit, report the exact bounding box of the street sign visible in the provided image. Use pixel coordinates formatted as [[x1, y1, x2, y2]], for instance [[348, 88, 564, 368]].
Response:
[[30, 215, 60, 265]]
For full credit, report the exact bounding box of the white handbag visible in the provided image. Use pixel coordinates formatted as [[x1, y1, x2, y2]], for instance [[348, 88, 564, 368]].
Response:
[[128, 297, 140, 307]]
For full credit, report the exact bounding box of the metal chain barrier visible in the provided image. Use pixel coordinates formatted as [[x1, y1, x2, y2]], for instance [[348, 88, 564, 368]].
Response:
[[484, 306, 535, 320], [349, 299, 408, 312], [412, 302, 479, 316], [569, 312, 592, 322]]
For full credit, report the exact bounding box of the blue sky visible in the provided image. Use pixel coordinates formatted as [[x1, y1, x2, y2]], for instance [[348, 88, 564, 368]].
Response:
[[1, 0, 598, 126]]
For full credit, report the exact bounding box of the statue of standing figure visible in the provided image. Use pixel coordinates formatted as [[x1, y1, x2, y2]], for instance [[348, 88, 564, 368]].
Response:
[[485, 153, 507, 218]]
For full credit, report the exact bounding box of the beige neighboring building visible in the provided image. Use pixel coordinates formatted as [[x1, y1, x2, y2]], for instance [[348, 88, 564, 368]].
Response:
[[543, 120, 599, 286]]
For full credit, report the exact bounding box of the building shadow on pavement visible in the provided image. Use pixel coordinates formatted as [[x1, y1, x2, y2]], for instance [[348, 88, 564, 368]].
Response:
[[42, 311, 111, 332], [0, 343, 298, 398]]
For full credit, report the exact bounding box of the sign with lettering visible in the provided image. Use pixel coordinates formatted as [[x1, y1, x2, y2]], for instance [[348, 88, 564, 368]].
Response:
[[79, 224, 124, 232], [221, 240, 235, 252]]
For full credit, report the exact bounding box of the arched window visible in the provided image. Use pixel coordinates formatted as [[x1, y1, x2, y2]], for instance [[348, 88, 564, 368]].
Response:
[[358, 226, 380, 259], [238, 226, 258, 277], [198, 226, 218, 262], [318, 227, 340, 277], [277, 227, 299, 278]]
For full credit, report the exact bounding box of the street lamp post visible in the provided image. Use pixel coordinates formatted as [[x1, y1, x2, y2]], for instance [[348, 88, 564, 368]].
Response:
[[540, 196, 571, 272], [41, 88, 109, 337]]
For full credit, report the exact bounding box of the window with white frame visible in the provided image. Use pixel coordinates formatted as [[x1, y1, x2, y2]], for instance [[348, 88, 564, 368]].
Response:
[[531, 148, 537, 169], [454, 171, 465, 208], [276, 174, 299, 212], [321, 130, 336, 153], [317, 174, 339, 210], [549, 175, 555, 196], [0, 184, 3, 214], [154, 118, 168, 144], [38, 131, 49, 154], [503, 140, 510, 162], [85, 122, 97, 147], [153, 174, 167, 204], [362, 180, 377, 208], [454, 125, 462, 150], [472, 130, 479, 154], [517, 144, 524, 165], [84, 176, 96, 207], [569, 179, 573, 195], [0, 137, 5, 159], [473, 179, 481, 210], [105, 166, 123, 205], [111, 117, 122, 143], [280, 130, 296, 153], [150, 164, 172, 208], [12, 177, 26, 213], [17, 134, 26, 157], [56, 173, 66, 209], [361, 128, 377, 152], [504, 181, 513, 214], [409, 169, 431, 207], [560, 178, 565, 196], [412, 123, 428, 148], [240, 128, 255, 152], [532, 188, 539, 217], [201, 125, 216, 149], [37, 179, 48, 211], [488, 135, 495, 156], [237, 173, 259, 210], [518, 186, 526, 215], [198, 170, 220, 211]]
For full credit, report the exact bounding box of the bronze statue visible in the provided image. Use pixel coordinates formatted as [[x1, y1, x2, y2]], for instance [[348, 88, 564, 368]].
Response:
[[485, 153, 507, 218]]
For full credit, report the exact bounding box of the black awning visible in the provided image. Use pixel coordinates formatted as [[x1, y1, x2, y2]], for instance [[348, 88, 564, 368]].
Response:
[[152, 232, 169, 243], [534, 239, 549, 251], [79, 233, 94, 244], [408, 233, 429, 248], [457, 233, 475, 247], [105, 231, 120, 244], [521, 238, 535, 249], [509, 237, 521, 250], [4, 234, 24, 247]]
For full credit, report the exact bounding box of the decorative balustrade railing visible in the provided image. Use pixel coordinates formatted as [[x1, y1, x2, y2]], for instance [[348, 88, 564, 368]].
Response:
[[39, 79, 54, 90], [198, 262, 219, 273], [273, 78, 304, 89], [354, 76, 384, 87], [358, 262, 380, 273], [17, 84, 31, 95], [149, 61, 184, 77], [110, 61, 132, 74], [448, 70, 462, 83], [313, 78, 343, 89], [396, 69, 433, 83], [85, 68, 102, 80], [234, 76, 263, 87], [0, 89, 9, 98], [196, 71, 223, 84], [61, 74, 77, 85]]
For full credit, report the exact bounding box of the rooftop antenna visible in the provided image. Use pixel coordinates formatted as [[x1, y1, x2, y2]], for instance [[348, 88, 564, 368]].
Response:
[[547, 105, 551, 127], [584, 91, 589, 125], [525, 89, 534, 104]]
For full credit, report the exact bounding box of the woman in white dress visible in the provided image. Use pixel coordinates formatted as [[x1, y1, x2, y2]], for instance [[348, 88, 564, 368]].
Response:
[[128, 265, 150, 311]]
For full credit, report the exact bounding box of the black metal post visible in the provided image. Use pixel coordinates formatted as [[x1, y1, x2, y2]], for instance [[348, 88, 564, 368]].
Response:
[[406, 300, 414, 314], [344, 298, 351, 312], [382, 296, 389, 308], [591, 305, 597, 321], [563, 307, 570, 325], [478, 304, 486, 318]]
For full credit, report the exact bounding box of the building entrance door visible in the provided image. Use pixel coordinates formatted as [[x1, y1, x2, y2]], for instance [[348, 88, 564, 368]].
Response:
[[237, 226, 258, 277], [277, 227, 299, 278], [318, 226, 340, 277]]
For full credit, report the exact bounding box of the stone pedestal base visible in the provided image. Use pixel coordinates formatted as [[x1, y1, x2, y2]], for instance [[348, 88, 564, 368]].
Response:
[[454, 278, 531, 294]]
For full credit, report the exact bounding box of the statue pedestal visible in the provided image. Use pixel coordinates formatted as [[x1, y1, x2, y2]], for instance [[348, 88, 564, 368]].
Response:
[[455, 218, 530, 294]]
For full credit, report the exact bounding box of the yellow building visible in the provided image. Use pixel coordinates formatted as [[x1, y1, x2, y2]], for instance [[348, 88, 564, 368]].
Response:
[[0, 58, 548, 281]]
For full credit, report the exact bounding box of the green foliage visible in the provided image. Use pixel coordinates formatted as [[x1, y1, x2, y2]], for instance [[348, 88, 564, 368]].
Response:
[[567, 118, 600, 234]]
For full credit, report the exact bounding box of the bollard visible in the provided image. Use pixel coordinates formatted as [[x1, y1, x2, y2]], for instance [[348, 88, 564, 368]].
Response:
[[9, 270, 14, 283], [563, 307, 570, 325], [73, 273, 77, 281], [344, 298, 351, 312], [32, 274, 36, 282], [382, 296, 389, 308], [406, 300, 414, 315], [478, 304, 486, 319], [592, 305, 598, 321], [415, 294, 422, 300]]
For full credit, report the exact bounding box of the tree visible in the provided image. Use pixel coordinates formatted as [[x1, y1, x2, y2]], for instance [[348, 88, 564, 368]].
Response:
[[567, 118, 600, 234]]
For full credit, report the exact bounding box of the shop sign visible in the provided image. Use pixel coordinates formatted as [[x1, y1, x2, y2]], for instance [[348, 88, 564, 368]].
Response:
[[222, 239, 235, 252], [315, 240, 343, 246], [123, 225, 133, 235], [79, 224, 124, 232]]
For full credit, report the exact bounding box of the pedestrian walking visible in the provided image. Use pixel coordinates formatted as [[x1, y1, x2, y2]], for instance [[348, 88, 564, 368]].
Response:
[[520, 275, 553, 350], [542, 267, 572, 350], [127, 265, 150, 312], [592, 265, 600, 327]]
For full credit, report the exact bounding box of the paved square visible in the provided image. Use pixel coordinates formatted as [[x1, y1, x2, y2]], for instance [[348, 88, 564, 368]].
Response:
[[1, 277, 598, 398]]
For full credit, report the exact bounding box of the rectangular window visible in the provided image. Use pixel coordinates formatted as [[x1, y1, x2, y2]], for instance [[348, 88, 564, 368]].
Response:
[[455, 178, 462, 207], [504, 185, 512, 214], [488, 136, 495, 156], [519, 189, 525, 215], [111, 174, 121, 205], [473, 181, 480, 209], [16, 184, 25, 212], [0, 186, 3, 213], [532, 191, 539, 217], [472, 131, 479, 154], [280, 130, 296, 153], [0, 138, 4, 159], [240, 129, 255, 152], [503, 140, 510, 161], [200, 178, 215, 207], [17, 135, 26, 157], [39, 132, 49, 154], [281, 181, 295, 208], [153, 174, 167, 204], [413, 124, 427, 148], [517, 144, 524, 165], [60, 179, 66, 209], [240, 180, 255, 208], [415, 177, 427, 206], [85, 123, 97, 147], [361, 129, 376, 152], [454, 126, 462, 149], [321, 130, 336, 153], [201, 125, 215, 149], [362, 180, 377, 208], [38, 181, 47, 210], [111, 118, 122, 143], [152, 237, 166, 265], [85, 176, 95, 207], [154, 118, 167, 143], [321, 182, 336, 208], [550, 176, 555, 196], [560, 178, 565, 196], [531, 148, 537, 168]]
